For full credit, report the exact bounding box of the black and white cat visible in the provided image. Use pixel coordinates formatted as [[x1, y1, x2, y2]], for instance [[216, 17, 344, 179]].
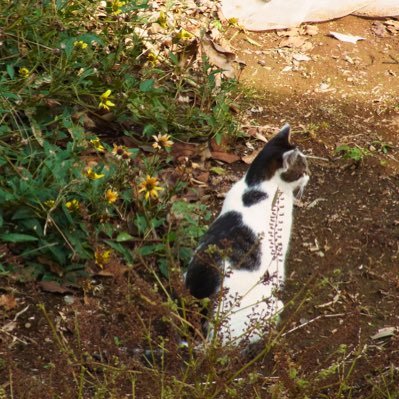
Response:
[[185, 124, 309, 345]]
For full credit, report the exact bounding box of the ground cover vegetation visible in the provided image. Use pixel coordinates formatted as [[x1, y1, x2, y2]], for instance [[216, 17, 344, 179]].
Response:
[[0, 0, 236, 282], [1, 1, 399, 398]]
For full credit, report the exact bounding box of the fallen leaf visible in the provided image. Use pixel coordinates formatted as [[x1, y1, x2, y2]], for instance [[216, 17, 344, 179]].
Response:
[[171, 142, 199, 161], [254, 132, 267, 142], [279, 36, 307, 48], [72, 111, 97, 129], [292, 53, 311, 62], [371, 21, 387, 37], [211, 151, 240, 163], [210, 136, 230, 152], [245, 36, 262, 47], [194, 170, 210, 183], [1, 321, 17, 333], [38, 280, 74, 294], [282, 65, 293, 72], [330, 31, 365, 44], [0, 294, 17, 310], [277, 28, 300, 37], [244, 126, 268, 142], [242, 148, 262, 164], [201, 36, 236, 79], [95, 270, 117, 277], [385, 20, 399, 29], [44, 98, 62, 108], [371, 327, 397, 340], [303, 25, 319, 36]]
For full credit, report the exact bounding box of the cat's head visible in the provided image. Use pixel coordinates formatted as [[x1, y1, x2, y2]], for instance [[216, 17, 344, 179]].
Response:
[[245, 124, 309, 194]]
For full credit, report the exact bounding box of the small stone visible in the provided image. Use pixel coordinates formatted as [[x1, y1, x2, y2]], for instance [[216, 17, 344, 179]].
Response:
[[64, 295, 75, 305], [257, 60, 266, 66]]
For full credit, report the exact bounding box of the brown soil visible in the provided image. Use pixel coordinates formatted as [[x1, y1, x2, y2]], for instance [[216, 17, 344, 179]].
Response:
[[1, 15, 399, 398]]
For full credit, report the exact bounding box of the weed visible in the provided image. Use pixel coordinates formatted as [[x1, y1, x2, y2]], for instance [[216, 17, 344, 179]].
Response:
[[335, 144, 371, 162]]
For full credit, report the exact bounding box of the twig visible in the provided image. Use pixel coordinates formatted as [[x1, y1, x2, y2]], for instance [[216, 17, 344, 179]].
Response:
[[13, 304, 29, 322], [283, 313, 346, 336]]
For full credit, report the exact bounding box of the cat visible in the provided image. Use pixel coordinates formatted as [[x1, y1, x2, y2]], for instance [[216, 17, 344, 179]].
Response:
[[185, 124, 309, 345]]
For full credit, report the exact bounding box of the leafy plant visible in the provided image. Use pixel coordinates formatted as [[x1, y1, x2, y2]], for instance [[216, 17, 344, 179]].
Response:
[[335, 144, 371, 162], [0, 0, 238, 281]]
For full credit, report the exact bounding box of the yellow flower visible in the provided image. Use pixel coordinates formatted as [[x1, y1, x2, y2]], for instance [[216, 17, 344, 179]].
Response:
[[147, 51, 158, 66], [44, 199, 55, 208], [90, 137, 105, 152], [157, 11, 168, 28], [138, 175, 163, 200], [152, 134, 173, 150], [65, 199, 80, 211], [176, 28, 193, 42], [73, 40, 88, 49], [228, 17, 239, 27], [86, 167, 105, 180], [112, 143, 130, 160], [105, 189, 119, 204], [110, 0, 126, 15], [98, 89, 116, 111], [19, 67, 30, 78], [95, 249, 112, 268]]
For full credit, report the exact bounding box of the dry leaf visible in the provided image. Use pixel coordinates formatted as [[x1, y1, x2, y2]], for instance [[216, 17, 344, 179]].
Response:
[[277, 28, 300, 37], [0, 294, 17, 310], [292, 53, 311, 62], [201, 36, 236, 79], [211, 151, 240, 164], [279, 36, 307, 48], [172, 142, 199, 161], [2, 321, 17, 333], [385, 20, 399, 29], [245, 36, 262, 47], [242, 148, 262, 164], [44, 98, 62, 108], [72, 111, 97, 129], [303, 25, 319, 36], [372, 21, 387, 37], [38, 281, 74, 294], [330, 31, 365, 44], [194, 170, 210, 183], [210, 136, 231, 152], [371, 327, 397, 340]]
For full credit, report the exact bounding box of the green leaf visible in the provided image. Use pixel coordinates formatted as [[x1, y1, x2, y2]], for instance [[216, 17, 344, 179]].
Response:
[[12, 207, 34, 220], [0, 188, 14, 202], [6, 64, 15, 79], [142, 124, 156, 137], [210, 166, 225, 175], [0, 233, 39, 243], [104, 240, 133, 263], [168, 51, 178, 65], [138, 243, 165, 256], [139, 79, 154, 92], [158, 258, 169, 278], [116, 232, 135, 242]]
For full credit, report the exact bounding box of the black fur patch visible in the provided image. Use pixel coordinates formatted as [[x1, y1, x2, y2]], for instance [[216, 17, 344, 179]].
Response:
[[242, 190, 268, 207], [185, 211, 261, 299], [245, 135, 295, 186]]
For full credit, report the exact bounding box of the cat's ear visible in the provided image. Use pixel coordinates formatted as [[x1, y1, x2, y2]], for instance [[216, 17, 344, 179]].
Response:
[[274, 124, 291, 146], [282, 149, 299, 170]]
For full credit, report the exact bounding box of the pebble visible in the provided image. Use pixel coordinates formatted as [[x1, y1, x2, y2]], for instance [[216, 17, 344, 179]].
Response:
[[64, 295, 75, 305]]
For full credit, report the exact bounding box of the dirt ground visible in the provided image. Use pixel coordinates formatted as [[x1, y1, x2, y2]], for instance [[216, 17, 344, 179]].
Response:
[[1, 15, 399, 398]]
